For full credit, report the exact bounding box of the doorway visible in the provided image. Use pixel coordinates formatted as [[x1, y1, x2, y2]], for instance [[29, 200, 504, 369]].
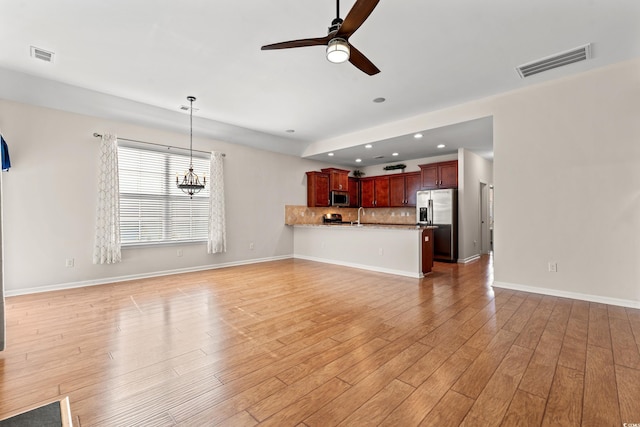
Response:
[[479, 182, 492, 254]]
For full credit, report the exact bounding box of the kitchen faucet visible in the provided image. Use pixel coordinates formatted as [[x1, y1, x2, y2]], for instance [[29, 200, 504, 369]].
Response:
[[357, 207, 365, 226]]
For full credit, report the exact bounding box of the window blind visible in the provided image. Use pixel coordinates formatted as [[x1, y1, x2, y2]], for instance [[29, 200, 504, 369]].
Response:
[[118, 145, 210, 245]]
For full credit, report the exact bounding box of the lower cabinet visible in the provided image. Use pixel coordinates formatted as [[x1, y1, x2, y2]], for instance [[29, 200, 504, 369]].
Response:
[[422, 228, 434, 274]]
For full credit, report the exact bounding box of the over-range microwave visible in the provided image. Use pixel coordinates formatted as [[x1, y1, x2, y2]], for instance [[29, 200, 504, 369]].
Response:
[[331, 191, 349, 207]]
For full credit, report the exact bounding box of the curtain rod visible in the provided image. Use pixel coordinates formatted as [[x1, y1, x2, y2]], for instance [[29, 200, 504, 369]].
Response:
[[92, 133, 225, 156]]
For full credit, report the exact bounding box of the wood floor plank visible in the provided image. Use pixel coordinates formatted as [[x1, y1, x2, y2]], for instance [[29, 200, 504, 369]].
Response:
[[609, 314, 640, 369], [170, 377, 286, 425], [417, 390, 474, 427], [501, 389, 546, 426], [304, 342, 431, 426], [337, 379, 414, 426], [459, 344, 533, 426], [615, 364, 640, 425], [0, 256, 637, 427], [517, 330, 563, 399], [245, 337, 388, 421], [541, 366, 584, 427], [451, 328, 519, 399], [258, 377, 351, 427], [587, 303, 612, 349], [582, 344, 621, 426], [379, 346, 478, 427]]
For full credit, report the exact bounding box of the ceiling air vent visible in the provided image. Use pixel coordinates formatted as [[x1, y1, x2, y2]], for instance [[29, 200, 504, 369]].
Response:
[[516, 43, 591, 78], [30, 46, 54, 63]]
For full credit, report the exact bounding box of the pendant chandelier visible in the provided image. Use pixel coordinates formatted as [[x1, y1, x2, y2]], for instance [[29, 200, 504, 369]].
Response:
[[176, 96, 206, 198]]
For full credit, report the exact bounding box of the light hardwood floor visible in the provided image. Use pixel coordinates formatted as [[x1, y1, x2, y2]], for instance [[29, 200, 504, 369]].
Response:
[[1, 256, 639, 426]]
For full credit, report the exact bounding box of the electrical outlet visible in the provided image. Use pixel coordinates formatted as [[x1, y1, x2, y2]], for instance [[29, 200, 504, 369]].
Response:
[[177, 249, 183, 257], [65, 258, 74, 268], [378, 248, 384, 256], [548, 262, 557, 272], [249, 242, 255, 250]]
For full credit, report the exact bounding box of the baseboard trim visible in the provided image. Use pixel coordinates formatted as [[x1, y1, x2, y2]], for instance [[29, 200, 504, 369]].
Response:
[[492, 280, 640, 309], [5, 255, 294, 297], [293, 255, 423, 279], [458, 254, 481, 264]]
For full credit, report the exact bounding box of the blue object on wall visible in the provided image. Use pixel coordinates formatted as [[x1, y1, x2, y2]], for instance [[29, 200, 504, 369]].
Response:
[[1, 134, 11, 171]]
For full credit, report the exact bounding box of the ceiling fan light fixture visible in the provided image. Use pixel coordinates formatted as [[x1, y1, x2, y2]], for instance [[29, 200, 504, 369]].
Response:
[[326, 38, 350, 63]]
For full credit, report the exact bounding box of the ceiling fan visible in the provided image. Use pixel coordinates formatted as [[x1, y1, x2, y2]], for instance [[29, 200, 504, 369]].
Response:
[[261, 0, 381, 75]]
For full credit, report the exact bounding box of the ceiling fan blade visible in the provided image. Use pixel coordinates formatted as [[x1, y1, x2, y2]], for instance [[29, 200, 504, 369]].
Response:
[[349, 45, 380, 75], [336, 0, 380, 39], [261, 36, 331, 50]]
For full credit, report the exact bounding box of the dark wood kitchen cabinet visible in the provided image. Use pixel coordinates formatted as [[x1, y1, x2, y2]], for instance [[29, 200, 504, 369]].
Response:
[[348, 177, 359, 207], [422, 227, 434, 274], [389, 172, 421, 207], [419, 160, 458, 189], [361, 176, 389, 208], [321, 168, 349, 191], [306, 171, 330, 207]]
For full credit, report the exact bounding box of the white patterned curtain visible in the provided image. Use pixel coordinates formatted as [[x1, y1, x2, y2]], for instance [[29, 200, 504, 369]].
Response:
[[208, 152, 226, 254], [93, 134, 121, 264]]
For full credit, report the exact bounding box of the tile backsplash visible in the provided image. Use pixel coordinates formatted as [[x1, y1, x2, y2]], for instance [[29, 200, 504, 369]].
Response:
[[285, 205, 417, 225]]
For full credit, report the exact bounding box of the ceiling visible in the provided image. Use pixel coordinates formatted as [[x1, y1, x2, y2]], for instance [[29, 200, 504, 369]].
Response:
[[1, 1, 639, 165]]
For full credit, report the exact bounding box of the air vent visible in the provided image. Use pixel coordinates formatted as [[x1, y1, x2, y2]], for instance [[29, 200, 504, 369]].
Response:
[[30, 46, 54, 63], [373, 155, 385, 159], [516, 44, 591, 78]]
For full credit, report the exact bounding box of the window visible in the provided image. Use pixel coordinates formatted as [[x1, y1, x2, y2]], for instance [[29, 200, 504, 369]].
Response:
[[118, 144, 210, 245]]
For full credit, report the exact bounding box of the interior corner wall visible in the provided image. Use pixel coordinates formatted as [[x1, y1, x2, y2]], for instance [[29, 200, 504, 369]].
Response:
[[0, 99, 329, 295], [458, 148, 493, 262], [492, 59, 640, 307]]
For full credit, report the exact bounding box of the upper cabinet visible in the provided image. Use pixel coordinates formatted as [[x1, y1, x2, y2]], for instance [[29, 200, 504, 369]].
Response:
[[348, 177, 360, 208], [306, 171, 330, 207], [360, 176, 389, 208], [389, 172, 421, 207], [321, 168, 349, 191], [419, 160, 458, 189]]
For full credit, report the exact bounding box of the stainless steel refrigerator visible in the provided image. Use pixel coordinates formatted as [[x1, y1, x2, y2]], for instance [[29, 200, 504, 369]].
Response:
[[416, 189, 458, 262]]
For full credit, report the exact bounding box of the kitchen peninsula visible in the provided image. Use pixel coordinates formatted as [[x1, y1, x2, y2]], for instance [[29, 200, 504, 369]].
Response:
[[286, 206, 434, 278]]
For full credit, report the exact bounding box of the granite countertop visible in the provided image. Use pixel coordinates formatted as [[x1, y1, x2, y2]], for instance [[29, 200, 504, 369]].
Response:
[[291, 223, 437, 230]]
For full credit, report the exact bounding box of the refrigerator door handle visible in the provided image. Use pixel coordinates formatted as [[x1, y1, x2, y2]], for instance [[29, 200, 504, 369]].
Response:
[[428, 199, 433, 225]]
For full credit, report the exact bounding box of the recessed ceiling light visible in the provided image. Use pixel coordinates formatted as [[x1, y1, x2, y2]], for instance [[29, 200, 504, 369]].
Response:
[[373, 97, 386, 103], [414, 133, 423, 139], [285, 129, 295, 133], [365, 144, 372, 149], [392, 152, 399, 156], [355, 158, 362, 163], [437, 144, 446, 148], [328, 152, 334, 156]]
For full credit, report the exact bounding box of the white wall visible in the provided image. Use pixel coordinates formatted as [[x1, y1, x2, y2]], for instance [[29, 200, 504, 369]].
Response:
[[458, 148, 493, 262], [492, 59, 640, 307], [0, 99, 331, 294]]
